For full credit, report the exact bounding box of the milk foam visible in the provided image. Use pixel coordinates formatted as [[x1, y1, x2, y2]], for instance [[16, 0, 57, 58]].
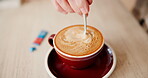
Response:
[[55, 25, 103, 56], [64, 27, 94, 43]]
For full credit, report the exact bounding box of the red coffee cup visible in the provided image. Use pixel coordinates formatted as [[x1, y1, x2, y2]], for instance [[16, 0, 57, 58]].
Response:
[[48, 26, 104, 69]]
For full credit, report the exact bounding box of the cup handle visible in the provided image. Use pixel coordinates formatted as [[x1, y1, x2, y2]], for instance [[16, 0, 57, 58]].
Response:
[[48, 34, 55, 47]]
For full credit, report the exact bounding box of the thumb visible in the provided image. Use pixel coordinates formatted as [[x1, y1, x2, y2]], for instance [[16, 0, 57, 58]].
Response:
[[75, 0, 89, 14]]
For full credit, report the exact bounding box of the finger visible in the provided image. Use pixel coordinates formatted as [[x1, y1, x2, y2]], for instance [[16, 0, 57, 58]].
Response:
[[87, 0, 93, 5], [79, 13, 88, 17], [75, 0, 89, 14], [56, 0, 74, 13], [52, 0, 68, 14], [78, 13, 83, 16], [68, 0, 82, 15]]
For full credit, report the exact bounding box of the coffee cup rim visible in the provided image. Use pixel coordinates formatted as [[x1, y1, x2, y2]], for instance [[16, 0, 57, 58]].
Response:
[[53, 25, 104, 58]]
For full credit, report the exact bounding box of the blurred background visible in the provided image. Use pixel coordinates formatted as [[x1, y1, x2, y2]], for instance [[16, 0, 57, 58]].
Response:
[[0, 0, 148, 78], [1, 0, 147, 33]]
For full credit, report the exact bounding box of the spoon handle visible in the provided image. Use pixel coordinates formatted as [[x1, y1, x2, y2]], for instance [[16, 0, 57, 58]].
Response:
[[83, 14, 87, 34]]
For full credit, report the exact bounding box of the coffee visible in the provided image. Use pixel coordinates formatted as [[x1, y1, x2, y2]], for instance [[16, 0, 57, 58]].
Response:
[[55, 25, 104, 56]]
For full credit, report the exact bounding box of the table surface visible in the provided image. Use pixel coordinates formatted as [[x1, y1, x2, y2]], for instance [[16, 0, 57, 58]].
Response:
[[0, 0, 148, 78]]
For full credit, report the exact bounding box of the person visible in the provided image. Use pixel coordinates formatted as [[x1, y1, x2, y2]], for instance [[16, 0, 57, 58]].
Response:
[[52, 0, 93, 15]]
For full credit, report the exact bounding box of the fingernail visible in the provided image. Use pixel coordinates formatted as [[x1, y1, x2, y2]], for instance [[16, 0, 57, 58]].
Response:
[[80, 8, 88, 14], [78, 12, 82, 16]]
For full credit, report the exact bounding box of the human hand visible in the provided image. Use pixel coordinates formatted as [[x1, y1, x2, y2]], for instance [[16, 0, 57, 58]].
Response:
[[52, 0, 93, 15]]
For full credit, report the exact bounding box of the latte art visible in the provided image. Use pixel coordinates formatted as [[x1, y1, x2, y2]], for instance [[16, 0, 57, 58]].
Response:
[[63, 27, 94, 43], [55, 25, 104, 56]]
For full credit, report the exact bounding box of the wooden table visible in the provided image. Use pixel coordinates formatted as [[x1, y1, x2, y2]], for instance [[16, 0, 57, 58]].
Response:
[[0, 0, 148, 78]]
